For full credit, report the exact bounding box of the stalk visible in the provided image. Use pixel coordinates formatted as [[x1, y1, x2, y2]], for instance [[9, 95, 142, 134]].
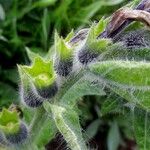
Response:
[[45, 103, 88, 150]]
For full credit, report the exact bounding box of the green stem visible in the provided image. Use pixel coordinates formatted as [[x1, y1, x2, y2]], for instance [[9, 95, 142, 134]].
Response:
[[48, 103, 87, 150], [29, 107, 46, 140]]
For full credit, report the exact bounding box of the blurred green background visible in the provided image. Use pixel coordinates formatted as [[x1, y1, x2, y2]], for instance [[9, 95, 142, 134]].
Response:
[[0, 0, 128, 107]]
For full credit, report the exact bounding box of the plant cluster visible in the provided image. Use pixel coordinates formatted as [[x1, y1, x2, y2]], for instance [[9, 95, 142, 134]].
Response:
[[1, 0, 150, 150], [0, 0, 124, 108]]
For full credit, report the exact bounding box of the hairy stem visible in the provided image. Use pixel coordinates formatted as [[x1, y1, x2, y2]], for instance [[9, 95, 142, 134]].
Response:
[[44, 102, 87, 150], [29, 107, 46, 140]]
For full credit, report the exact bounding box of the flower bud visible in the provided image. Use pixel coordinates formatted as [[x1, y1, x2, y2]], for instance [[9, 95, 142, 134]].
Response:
[[22, 85, 44, 108], [114, 29, 150, 49], [18, 56, 58, 107], [54, 31, 74, 76], [78, 19, 111, 65], [6, 123, 28, 144], [0, 109, 28, 144]]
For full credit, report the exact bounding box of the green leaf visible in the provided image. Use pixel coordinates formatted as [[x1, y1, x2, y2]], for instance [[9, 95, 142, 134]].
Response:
[[90, 61, 150, 86], [0, 4, 5, 20], [0, 82, 18, 107], [103, 0, 124, 6], [89, 60, 150, 110], [41, 8, 50, 51], [34, 117, 57, 148], [33, 0, 57, 8], [72, 1, 112, 25], [46, 45, 55, 60], [3, 69, 18, 84], [71, 1, 102, 24], [132, 109, 150, 150], [107, 121, 120, 150], [101, 98, 121, 116], [85, 119, 101, 140], [30, 107, 49, 142], [56, 71, 106, 108]]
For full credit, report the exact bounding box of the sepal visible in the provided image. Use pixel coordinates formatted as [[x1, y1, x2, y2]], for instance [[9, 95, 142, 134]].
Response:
[[26, 47, 39, 62], [78, 18, 112, 65], [5, 123, 28, 144], [19, 56, 56, 89], [18, 56, 58, 107], [0, 108, 20, 135], [87, 18, 108, 43], [55, 31, 74, 61], [0, 108, 28, 144], [65, 29, 74, 42], [54, 31, 74, 76]]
